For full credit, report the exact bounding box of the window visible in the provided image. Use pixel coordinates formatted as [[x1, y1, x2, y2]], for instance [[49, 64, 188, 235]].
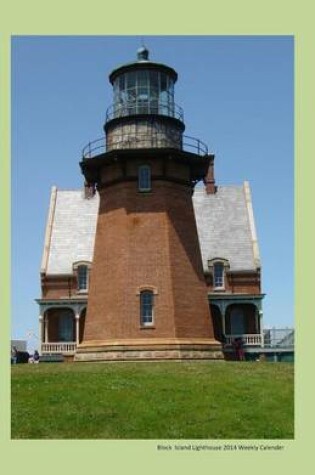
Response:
[[140, 290, 154, 326], [73, 261, 91, 294], [208, 258, 229, 290], [138, 165, 151, 192], [78, 265, 88, 292], [213, 262, 224, 289], [113, 70, 175, 119]]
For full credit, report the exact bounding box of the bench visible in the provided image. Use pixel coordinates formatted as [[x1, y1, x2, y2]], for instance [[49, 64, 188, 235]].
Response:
[[39, 354, 64, 363]]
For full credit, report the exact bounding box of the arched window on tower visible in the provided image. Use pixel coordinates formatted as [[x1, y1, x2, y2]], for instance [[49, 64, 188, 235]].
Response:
[[140, 290, 154, 326], [138, 165, 151, 192]]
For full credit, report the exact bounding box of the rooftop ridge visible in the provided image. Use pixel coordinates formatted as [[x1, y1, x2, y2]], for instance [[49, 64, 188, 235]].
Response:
[[193, 183, 243, 192], [55, 188, 91, 192]]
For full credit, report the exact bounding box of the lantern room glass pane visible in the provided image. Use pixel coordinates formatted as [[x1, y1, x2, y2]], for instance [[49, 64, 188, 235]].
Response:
[[137, 70, 147, 87], [127, 71, 136, 89], [149, 71, 159, 96], [112, 69, 176, 119], [118, 75, 125, 92], [160, 73, 167, 91]]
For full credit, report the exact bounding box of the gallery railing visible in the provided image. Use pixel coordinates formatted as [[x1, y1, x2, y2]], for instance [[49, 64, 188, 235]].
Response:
[[82, 133, 208, 159], [105, 100, 184, 123]]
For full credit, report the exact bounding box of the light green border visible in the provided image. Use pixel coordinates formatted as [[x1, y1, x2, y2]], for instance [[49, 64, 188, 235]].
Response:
[[2, 0, 313, 473]]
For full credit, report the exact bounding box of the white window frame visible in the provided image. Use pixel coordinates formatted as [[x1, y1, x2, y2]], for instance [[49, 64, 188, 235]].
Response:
[[73, 261, 91, 294], [140, 290, 154, 326], [213, 262, 225, 289], [77, 265, 89, 292], [208, 258, 230, 291]]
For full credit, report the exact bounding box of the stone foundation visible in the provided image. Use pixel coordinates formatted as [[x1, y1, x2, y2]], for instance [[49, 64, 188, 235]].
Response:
[[74, 339, 223, 362]]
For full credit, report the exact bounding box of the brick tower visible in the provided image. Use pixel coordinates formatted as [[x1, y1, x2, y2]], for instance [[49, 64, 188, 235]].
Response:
[[75, 47, 223, 361]]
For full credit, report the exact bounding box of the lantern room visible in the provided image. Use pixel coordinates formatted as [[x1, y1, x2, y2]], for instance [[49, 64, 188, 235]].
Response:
[[82, 47, 208, 160], [106, 46, 183, 122]]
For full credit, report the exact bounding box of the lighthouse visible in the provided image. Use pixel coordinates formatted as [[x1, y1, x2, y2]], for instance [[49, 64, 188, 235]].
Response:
[[75, 47, 223, 361]]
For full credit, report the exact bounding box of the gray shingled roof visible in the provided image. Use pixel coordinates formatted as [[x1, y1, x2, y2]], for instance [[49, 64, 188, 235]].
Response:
[[45, 190, 99, 275], [42, 183, 260, 275], [193, 185, 260, 272]]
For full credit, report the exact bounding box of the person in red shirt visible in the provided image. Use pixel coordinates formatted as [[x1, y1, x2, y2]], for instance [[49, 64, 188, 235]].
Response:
[[233, 337, 245, 361]]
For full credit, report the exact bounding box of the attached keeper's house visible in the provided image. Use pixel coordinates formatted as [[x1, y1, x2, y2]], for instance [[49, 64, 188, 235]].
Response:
[[36, 47, 264, 361]]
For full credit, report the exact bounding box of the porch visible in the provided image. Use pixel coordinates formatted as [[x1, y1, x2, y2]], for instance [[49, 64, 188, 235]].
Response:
[[224, 333, 263, 347], [41, 342, 77, 354], [209, 293, 265, 352], [36, 295, 266, 356], [36, 299, 87, 356]]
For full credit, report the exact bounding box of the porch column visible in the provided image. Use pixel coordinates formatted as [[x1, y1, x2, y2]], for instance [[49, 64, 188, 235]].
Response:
[[222, 302, 228, 337], [218, 301, 227, 342], [259, 310, 264, 347], [39, 315, 44, 354], [44, 314, 49, 343], [75, 313, 80, 346], [221, 310, 226, 336], [253, 306, 260, 334]]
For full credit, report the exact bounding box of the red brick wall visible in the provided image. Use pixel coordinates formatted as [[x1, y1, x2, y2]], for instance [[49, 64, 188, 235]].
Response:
[[83, 176, 215, 343], [100, 158, 190, 185], [41, 276, 77, 299], [206, 271, 261, 294]]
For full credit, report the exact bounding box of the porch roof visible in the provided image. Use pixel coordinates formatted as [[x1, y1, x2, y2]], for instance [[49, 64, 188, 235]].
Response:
[[209, 293, 265, 312]]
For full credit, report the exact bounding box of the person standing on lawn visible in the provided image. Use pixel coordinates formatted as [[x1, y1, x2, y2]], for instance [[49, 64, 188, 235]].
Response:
[[233, 337, 245, 361]]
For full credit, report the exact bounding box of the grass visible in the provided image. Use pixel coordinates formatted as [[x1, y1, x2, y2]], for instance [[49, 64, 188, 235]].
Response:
[[11, 361, 294, 439]]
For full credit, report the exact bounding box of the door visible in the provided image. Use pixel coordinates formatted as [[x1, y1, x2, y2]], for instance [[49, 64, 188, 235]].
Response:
[[230, 307, 245, 335]]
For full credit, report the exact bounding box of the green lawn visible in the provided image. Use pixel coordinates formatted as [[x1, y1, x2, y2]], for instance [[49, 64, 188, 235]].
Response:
[[11, 361, 294, 439]]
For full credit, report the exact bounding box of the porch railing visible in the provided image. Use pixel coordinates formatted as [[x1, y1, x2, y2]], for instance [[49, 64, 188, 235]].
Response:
[[225, 334, 263, 346], [41, 342, 77, 354]]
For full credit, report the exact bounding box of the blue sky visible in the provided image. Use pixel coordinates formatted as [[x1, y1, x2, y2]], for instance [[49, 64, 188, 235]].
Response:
[[11, 35, 294, 348]]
